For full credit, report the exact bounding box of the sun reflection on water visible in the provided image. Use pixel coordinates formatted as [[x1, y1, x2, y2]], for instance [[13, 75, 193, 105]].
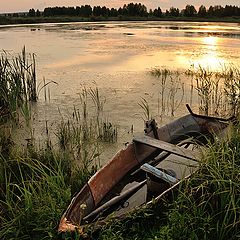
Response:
[[199, 36, 225, 70], [203, 36, 218, 46], [184, 36, 226, 71]]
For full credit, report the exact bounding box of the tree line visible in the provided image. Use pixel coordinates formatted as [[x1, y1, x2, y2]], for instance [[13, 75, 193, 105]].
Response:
[[25, 3, 240, 18]]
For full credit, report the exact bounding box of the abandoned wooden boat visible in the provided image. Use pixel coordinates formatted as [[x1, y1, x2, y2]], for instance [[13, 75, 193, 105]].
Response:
[[58, 105, 233, 233]]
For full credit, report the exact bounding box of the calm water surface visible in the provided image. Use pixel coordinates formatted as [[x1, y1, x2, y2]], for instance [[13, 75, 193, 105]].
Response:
[[1, 21, 240, 160]]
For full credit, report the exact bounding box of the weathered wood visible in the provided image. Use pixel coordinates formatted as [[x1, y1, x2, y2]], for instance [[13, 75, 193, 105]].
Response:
[[141, 163, 178, 185], [83, 180, 147, 222], [89, 144, 139, 205], [186, 104, 235, 122], [133, 136, 197, 160]]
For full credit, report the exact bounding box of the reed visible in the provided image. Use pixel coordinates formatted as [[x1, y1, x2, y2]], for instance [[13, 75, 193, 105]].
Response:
[[195, 66, 214, 115], [0, 84, 119, 239], [167, 75, 184, 116], [149, 67, 186, 119], [150, 67, 171, 115], [0, 126, 100, 239], [0, 48, 37, 123], [222, 65, 240, 116], [151, 64, 240, 118], [184, 64, 240, 117], [139, 97, 151, 120], [155, 123, 240, 240], [98, 120, 118, 143]]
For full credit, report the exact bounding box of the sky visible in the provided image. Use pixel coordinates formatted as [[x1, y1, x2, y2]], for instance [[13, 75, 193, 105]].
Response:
[[1, 0, 240, 13]]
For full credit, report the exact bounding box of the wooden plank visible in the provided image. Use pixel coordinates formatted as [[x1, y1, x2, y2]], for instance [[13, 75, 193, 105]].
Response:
[[83, 180, 147, 222], [133, 136, 197, 160], [141, 163, 178, 185], [89, 144, 139, 205]]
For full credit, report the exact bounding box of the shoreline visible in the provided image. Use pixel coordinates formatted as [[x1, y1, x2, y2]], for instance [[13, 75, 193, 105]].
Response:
[[0, 16, 240, 26]]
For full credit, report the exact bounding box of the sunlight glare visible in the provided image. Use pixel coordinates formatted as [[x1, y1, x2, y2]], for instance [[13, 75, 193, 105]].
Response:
[[198, 53, 225, 70], [203, 36, 218, 46]]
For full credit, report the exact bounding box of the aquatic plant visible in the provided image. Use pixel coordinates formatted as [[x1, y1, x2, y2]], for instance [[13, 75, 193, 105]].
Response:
[[222, 65, 240, 116], [139, 97, 151, 121], [151, 64, 240, 118], [195, 66, 214, 115], [0, 47, 37, 123], [98, 120, 118, 143], [150, 67, 186, 118], [184, 64, 240, 117], [167, 75, 184, 116], [150, 67, 171, 115]]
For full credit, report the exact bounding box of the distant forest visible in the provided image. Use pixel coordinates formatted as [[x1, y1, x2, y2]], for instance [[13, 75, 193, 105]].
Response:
[[10, 3, 240, 18]]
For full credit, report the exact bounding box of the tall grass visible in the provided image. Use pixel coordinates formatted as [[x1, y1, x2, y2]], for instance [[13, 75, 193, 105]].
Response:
[[150, 64, 240, 119], [0, 47, 37, 123], [0, 146, 70, 239], [150, 67, 185, 118], [186, 64, 240, 116], [0, 126, 98, 239], [139, 97, 151, 120], [95, 122, 240, 240], [0, 50, 239, 239], [153, 123, 240, 240], [0, 49, 112, 239], [56, 88, 117, 150]]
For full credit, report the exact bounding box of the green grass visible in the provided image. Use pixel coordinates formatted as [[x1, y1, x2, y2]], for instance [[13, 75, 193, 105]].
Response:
[[0, 73, 118, 239], [94, 123, 240, 240], [0, 149, 71, 239], [0, 131, 98, 239], [0, 47, 37, 123]]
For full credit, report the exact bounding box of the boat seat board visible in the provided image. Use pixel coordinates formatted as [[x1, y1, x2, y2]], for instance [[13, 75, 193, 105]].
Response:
[[133, 136, 196, 160], [141, 163, 178, 185]]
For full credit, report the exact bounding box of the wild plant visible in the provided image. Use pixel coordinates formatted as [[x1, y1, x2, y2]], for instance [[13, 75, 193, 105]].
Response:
[[139, 97, 151, 120], [185, 64, 240, 117], [55, 88, 117, 178], [150, 67, 170, 115], [89, 87, 105, 114], [37, 77, 58, 102], [0, 151, 71, 239], [154, 123, 240, 240], [222, 65, 240, 115], [0, 47, 37, 123], [167, 75, 184, 116], [195, 66, 213, 115], [98, 119, 118, 143]]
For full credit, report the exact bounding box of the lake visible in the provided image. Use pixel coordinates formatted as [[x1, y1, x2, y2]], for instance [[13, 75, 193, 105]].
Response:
[[0, 21, 240, 161]]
